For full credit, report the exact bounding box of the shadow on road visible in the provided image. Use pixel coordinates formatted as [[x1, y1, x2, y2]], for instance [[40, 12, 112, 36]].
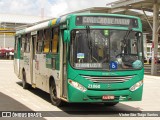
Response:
[[0, 92, 32, 111], [60, 102, 141, 111], [58, 103, 141, 117], [0, 92, 47, 119], [16, 81, 142, 117], [16, 81, 51, 103]]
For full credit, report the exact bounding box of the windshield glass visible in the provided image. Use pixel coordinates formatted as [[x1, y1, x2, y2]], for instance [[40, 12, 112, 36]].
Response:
[[70, 29, 143, 70]]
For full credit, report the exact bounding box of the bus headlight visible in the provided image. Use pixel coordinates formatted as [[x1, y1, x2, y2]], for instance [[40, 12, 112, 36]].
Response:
[[130, 80, 143, 91], [68, 80, 87, 92]]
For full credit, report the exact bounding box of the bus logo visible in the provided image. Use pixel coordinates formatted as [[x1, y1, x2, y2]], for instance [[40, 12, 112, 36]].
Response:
[[107, 84, 111, 89]]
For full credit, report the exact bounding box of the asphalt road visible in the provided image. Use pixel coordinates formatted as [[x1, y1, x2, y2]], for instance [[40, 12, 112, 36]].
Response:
[[0, 60, 160, 120]]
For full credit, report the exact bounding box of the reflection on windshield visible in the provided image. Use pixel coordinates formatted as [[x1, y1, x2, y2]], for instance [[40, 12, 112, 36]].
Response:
[[70, 29, 143, 70]]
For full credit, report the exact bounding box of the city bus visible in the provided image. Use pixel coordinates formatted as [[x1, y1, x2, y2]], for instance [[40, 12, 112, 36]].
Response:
[[14, 13, 144, 107]]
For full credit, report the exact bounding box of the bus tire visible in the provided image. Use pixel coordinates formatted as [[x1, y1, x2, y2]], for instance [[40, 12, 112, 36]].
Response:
[[103, 102, 118, 106], [22, 71, 30, 89], [49, 80, 64, 107]]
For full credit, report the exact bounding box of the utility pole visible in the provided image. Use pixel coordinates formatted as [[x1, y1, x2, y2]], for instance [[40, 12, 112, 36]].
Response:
[[41, 0, 45, 20], [151, 0, 159, 75], [41, 8, 44, 20], [3, 33, 5, 48]]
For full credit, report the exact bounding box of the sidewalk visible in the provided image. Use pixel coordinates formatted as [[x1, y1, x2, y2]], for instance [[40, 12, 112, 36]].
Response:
[[144, 64, 160, 76]]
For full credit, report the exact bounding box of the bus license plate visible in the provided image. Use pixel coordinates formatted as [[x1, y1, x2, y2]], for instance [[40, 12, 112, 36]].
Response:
[[102, 95, 114, 100]]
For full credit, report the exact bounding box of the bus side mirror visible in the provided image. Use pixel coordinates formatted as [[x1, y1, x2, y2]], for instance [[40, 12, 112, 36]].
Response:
[[64, 30, 70, 42]]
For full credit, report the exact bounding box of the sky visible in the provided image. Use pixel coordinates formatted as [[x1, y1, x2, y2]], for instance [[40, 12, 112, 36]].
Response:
[[0, 0, 118, 17]]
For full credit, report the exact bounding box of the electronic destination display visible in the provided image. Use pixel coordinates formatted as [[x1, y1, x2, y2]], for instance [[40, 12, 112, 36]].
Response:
[[76, 16, 138, 28]]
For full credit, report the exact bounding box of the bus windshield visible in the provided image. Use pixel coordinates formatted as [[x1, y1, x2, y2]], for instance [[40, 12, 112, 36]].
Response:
[[70, 29, 143, 70]]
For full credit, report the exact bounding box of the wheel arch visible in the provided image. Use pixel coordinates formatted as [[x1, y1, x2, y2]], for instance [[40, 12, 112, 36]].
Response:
[[49, 75, 61, 98], [22, 68, 25, 73], [20, 67, 25, 80], [49, 76, 55, 87]]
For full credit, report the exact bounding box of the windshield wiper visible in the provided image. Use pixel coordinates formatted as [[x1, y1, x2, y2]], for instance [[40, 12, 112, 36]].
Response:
[[124, 27, 132, 42], [86, 26, 93, 62], [86, 26, 92, 49], [121, 26, 132, 56]]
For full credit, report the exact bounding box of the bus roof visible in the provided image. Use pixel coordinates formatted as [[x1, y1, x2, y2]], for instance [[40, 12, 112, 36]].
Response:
[[16, 13, 140, 36], [64, 13, 140, 20]]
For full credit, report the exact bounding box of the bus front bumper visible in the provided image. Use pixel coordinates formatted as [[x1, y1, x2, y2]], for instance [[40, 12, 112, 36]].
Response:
[[67, 84, 143, 103]]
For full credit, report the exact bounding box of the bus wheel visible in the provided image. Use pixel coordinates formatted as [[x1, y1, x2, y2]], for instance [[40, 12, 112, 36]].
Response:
[[50, 80, 64, 107], [22, 71, 30, 89], [103, 102, 118, 106]]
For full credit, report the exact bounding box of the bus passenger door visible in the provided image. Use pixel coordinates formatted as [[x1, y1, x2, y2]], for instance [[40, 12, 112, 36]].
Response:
[[30, 35, 36, 87], [63, 42, 67, 97], [60, 30, 68, 98]]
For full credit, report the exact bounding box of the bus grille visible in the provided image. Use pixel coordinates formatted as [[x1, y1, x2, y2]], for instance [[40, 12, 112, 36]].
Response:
[[82, 75, 134, 83]]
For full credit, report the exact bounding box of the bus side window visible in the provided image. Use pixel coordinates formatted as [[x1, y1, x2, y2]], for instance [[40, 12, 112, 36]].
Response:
[[14, 37, 18, 52], [36, 30, 43, 53], [24, 35, 27, 52], [25, 34, 30, 53], [21, 36, 25, 52], [52, 27, 59, 54], [43, 28, 51, 53]]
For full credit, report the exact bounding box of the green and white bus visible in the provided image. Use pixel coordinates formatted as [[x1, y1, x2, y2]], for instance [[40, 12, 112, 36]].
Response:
[[14, 13, 144, 106]]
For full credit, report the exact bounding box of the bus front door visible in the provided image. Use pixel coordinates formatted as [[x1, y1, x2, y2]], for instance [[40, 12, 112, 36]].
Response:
[[60, 30, 68, 99], [62, 42, 67, 98]]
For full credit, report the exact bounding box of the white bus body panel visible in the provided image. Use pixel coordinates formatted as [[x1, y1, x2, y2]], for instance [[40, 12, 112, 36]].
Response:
[[34, 54, 60, 96], [23, 53, 31, 84], [14, 58, 20, 77]]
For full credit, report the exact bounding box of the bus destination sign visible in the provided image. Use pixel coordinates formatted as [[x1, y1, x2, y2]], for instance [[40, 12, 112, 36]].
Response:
[[76, 16, 138, 27]]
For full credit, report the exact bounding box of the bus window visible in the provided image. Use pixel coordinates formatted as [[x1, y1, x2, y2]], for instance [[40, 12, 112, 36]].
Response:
[[37, 42, 43, 53], [52, 27, 59, 54], [130, 38, 138, 55], [136, 32, 143, 60], [37, 30, 43, 53], [14, 37, 18, 52], [25, 34, 30, 53], [43, 29, 51, 53], [21, 36, 26, 52]]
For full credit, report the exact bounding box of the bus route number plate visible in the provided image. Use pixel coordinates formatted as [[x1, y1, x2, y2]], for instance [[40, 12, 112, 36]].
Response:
[[102, 95, 114, 100]]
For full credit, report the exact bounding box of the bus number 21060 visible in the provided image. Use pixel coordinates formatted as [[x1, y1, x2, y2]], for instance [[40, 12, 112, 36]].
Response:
[[88, 84, 100, 89]]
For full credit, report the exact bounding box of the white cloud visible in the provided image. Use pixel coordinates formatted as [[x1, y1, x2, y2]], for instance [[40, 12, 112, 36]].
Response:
[[0, 0, 118, 17], [52, 0, 119, 16], [0, 0, 41, 16], [47, 0, 68, 17]]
